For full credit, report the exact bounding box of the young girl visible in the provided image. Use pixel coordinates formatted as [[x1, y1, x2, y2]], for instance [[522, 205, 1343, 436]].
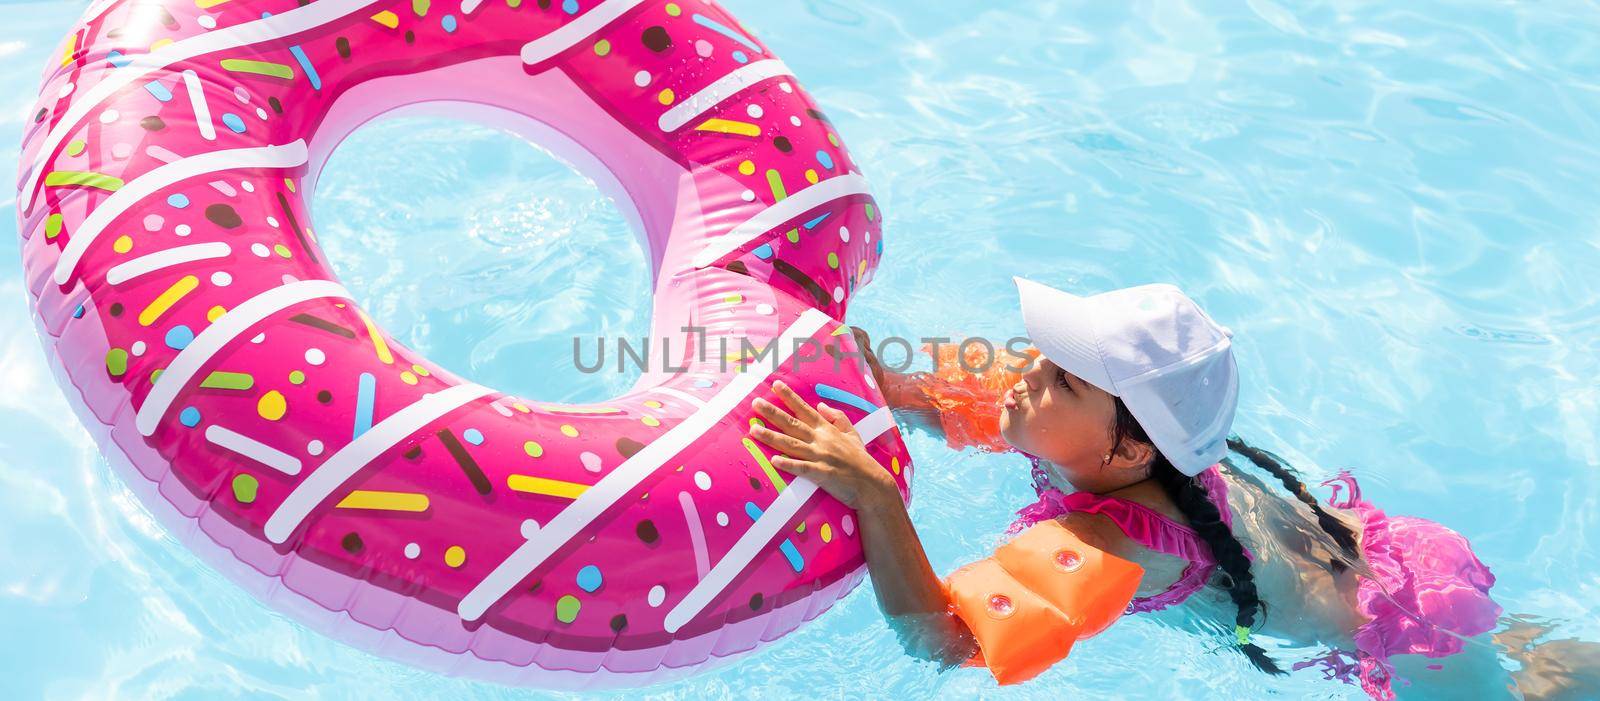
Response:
[[745, 277, 1543, 700]]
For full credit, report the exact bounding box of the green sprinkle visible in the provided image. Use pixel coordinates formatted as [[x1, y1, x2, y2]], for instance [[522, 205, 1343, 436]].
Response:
[[219, 58, 295, 80], [827, 252, 839, 269], [523, 440, 543, 458], [1235, 624, 1252, 646], [593, 39, 611, 56], [199, 371, 254, 390], [273, 243, 292, 258], [64, 139, 86, 156], [44, 214, 63, 240], [785, 228, 800, 243], [43, 170, 123, 191], [288, 370, 306, 385], [105, 348, 128, 377], [555, 594, 581, 623], [232, 473, 259, 503], [412, 0, 429, 15]]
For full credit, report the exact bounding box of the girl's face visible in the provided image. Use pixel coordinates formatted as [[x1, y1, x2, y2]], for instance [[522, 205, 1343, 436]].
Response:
[[998, 350, 1152, 492]]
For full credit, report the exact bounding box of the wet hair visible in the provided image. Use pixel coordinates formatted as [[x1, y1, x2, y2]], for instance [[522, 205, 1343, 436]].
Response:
[[1109, 398, 1361, 675]]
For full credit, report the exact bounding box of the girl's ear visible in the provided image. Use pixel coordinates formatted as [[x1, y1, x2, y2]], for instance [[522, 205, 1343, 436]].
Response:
[[1109, 436, 1156, 474]]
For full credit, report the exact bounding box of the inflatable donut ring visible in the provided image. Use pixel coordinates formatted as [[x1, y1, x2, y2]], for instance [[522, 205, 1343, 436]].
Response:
[[16, 0, 906, 687]]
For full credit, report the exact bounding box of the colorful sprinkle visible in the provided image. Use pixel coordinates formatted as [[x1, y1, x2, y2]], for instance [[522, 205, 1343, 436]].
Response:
[[179, 406, 202, 427], [221, 112, 246, 133], [576, 565, 602, 593], [257, 390, 287, 421], [232, 473, 258, 503], [161, 325, 194, 350], [555, 594, 580, 623], [523, 440, 544, 458], [444, 545, 466, 568], [337, 490, 430, 512], [463, 428, 484, 445], [105, 348, 129, 377], [219, 58, 295, 80], [506, 474, 589, 499], [43, 171, 123, 191], [138, 275, 199, 326], [201, 371, 255, 390]]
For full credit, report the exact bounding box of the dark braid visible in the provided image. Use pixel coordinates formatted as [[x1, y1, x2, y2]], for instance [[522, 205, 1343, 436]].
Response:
[[1225, 437, 1361, 567], [1111, 399, 1286, 675]]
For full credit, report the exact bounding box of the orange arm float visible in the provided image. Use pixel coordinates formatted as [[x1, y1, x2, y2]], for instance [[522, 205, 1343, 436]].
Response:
[[887, 342, 1038, 453], [942, 520, 1144, 685]]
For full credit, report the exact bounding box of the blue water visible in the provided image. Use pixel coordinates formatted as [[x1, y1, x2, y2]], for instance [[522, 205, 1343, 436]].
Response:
[[5, 1, 1600, 698]]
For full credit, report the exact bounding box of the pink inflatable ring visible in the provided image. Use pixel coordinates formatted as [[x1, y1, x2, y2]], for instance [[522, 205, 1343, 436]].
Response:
[[16, 0, 906, 687]]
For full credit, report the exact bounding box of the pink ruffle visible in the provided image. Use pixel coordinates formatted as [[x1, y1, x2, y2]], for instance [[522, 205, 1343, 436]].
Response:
[[1010, 458, 1236, 612], [1317, 473, 1501, 700]]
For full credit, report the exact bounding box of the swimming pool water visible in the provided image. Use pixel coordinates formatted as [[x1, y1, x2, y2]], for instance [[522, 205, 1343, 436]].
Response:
[[5, 1, 1600, 698]]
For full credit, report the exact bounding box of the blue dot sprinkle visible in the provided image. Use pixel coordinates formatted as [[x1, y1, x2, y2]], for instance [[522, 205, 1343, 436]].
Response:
[[179, 407, 202, 427], [816, 150, 835, 170], [72, 304, 85, 318], [441, 14, 457, 32], [753, 244, 774, 259], [221, 112, 247, 134], [693, 378, 713, 388], [167, 193, 190, 208], [165, 325, 195, 350], [576, 565, 602, 592], [732, 50, 749, 64], [463, 428, 484, 445], [562, 0, 578, 14]]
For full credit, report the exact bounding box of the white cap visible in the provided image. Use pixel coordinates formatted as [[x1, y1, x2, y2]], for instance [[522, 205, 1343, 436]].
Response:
[[1014, 277, 1238, 476]]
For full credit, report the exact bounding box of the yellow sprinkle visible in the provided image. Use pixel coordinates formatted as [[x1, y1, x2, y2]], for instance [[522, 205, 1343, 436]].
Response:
[[658, 88, 675, 105], [195, 0, 231, 8], [411, 364, 430, 377], [821, 523, 833, 542], [695, 118, 760, 137], [400, 371, 418, 385], [370, 10, 400, 27], [643, 400, 663, 409], [512, 402, 530, 413], [858, 260, 868, 275], [112, 235, 133, 254], [805, 169, 820, 184], [138, 275, 198, 326], [507, 474, 589, 499], [444, 545, 466, 568], [738, 160, 756, 176], [891, 456, 901, 474], [257, 390, 287, 421], [337, 490, 430, 512], [207, 305, 226, 322], [560, 424, 579, 438], [60, 33, 76, 67], [641, 415, 661, 427], [149, 38, 173, 51], [723, 293, 743, 304], [355, 309, 394, 364]]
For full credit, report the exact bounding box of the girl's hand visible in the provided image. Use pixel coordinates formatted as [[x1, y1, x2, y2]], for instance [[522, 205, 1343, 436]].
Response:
[[748, 380, 899, 510]]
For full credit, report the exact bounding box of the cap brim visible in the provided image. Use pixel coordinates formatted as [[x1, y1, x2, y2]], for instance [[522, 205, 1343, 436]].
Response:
[[1013, 277, 1116, 394]]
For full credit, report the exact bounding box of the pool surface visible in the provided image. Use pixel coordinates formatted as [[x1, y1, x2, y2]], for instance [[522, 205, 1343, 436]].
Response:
[[6, 1, 1600, 698]]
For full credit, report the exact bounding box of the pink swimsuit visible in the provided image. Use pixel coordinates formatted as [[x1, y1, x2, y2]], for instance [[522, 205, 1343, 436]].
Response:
[[1010, 455, 1234, 613]]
